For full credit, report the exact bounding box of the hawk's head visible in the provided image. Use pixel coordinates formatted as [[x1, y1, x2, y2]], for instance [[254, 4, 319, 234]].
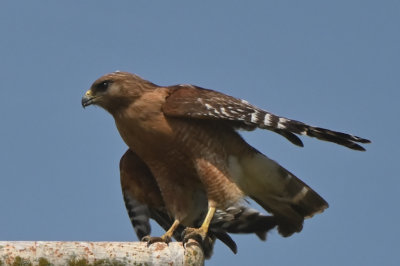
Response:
[[81, 71, 157, 113]]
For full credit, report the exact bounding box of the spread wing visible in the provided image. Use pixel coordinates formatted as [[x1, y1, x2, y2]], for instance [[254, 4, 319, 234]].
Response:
[[163, 85, 370, 151]]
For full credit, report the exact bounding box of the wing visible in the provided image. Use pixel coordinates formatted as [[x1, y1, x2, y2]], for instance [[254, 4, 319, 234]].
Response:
[[162, 85, 370, 150]]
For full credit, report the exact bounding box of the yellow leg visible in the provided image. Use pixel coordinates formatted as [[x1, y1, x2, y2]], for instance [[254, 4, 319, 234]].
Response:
[[199, 206, 216, 234], [163, 219, 180, 239], [143, 219, 180, 245]]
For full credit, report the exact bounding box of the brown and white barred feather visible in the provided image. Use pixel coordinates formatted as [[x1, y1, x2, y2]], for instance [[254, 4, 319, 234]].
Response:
[[163, 85, 370, 151]]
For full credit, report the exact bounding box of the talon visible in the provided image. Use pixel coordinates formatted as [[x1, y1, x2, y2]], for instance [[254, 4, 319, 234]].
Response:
[[147, 237, 164, 246], [142, 235, 172, 247], [183, 227, 208, 245], [183, 233, 204, 245], [141, 235, 151, 242]]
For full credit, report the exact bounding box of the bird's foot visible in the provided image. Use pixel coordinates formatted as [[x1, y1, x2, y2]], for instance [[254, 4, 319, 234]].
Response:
[[141, 235, 172, 247], [182, 227, 208, 245]]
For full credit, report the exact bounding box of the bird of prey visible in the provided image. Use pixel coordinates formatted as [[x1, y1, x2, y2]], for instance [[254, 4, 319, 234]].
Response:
[[82, 71, 370, 251]]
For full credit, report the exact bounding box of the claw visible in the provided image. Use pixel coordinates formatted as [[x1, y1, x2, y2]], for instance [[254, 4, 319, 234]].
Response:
[[183, 206, 215, 247], [142, 235, 172, 246], [141, 235, 151, 242], [182, 227, 208, 245], [142, 219, 179, 247]]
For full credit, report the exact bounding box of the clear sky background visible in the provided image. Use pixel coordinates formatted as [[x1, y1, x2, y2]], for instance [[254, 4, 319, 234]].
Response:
[[0, 1, 398, 265]]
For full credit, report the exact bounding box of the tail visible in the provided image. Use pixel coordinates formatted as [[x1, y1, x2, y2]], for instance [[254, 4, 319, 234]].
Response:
[[231, 152, 328, 237], [122, 191, 152, 239]]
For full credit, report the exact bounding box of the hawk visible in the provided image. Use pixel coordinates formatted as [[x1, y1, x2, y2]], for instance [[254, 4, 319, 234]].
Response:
[[82, 71, 369, 250]]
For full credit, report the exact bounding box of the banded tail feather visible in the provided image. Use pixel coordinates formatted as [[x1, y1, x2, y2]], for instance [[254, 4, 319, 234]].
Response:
[[122, 192, 151, 239]]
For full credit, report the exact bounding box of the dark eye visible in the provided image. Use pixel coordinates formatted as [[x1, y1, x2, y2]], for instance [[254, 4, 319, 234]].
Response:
[[95, 80, 112, 92]]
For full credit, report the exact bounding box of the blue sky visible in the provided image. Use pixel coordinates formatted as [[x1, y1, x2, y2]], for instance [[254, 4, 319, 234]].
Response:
[[0, 1, 398, 265]]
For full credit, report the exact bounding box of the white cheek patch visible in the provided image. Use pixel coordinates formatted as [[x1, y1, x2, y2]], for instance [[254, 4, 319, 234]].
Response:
[[108, 83, 120, 95]]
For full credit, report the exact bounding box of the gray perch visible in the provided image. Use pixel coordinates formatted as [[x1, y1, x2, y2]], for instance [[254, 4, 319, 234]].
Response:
[[0, 241, 204, 266]]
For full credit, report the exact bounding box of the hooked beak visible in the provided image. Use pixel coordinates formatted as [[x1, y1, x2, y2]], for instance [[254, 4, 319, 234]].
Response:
[[81, 90, 96, 108]]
